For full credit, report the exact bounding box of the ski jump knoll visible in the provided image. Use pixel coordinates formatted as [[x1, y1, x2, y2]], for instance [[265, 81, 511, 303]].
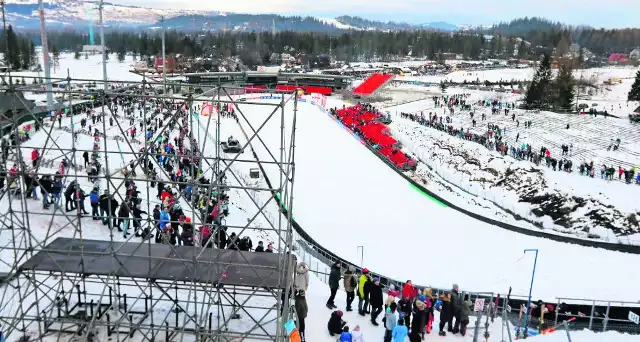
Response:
[[236, 94, 640, 302]]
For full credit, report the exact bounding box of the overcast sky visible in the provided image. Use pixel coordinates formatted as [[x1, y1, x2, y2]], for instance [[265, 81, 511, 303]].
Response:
[[109, 0, 638, 28]]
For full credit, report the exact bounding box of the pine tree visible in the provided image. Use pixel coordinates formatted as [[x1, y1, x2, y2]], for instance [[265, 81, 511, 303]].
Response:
[[51, 44, 60, 71], [629, 70, 640, 101], [29, 41, 38, 69], [524, 53, 553, 109], [19, 39, 31, 70], [439, 80, 448, 92], [3, 25, 21, 70], [117, 50, 126, 62], [74, 50, 81, 60], [85, 52, 89, 59], [554, 60, 575, 110]]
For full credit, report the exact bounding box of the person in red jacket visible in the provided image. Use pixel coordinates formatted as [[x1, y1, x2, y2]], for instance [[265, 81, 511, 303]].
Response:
[[402, 280, 418, 301], [31, 149, 39, 168]]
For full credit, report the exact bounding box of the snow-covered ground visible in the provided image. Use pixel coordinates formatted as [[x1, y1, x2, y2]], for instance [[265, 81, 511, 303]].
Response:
[[396, 66, 639, 85], [229, 95, 640, 302], [378, 82, 640, 243], [8, 50, 142, 83]]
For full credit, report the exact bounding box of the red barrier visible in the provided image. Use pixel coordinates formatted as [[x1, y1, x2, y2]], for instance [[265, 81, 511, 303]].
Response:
[[303, 86, 333, 96], [276, 85, 298, 92]]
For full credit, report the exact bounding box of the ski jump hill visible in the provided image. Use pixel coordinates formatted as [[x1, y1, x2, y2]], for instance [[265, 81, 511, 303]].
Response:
[[232, 91, 640, 310]]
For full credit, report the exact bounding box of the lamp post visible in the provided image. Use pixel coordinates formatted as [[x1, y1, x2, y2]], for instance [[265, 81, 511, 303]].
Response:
[[522, 248, 539, 339], [356, 246, 364, 268]]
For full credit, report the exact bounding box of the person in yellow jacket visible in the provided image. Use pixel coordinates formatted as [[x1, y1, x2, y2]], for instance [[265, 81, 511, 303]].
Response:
[[357, 268, 372, 316]]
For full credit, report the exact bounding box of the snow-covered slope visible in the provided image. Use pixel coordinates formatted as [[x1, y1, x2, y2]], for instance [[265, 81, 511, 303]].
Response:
[[231, 95, 640, 302], [4, 0, 220, 27]]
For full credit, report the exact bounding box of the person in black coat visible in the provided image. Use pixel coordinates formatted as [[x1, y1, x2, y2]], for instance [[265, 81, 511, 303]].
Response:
[[98, 192, 119, 228], [254, 241, 265, 252], [439, 292, 452, 336], [181, 224, 194, 246], [327, 310, 346, 336], [131, 204, 148, 237], [451, 284, 463, 334], [216, 226, 228, 249], [227, 232, 238, 250], [369, 278, 384, 326], [410, 298, 428, 342], [398, 297, 412, 329], [153, 205, 161, 243], [327, 262, 341, 309], [64, 181, 77, 211], [38, 175, 53, 208]]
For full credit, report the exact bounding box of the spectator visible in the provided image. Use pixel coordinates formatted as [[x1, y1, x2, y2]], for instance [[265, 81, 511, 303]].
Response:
[[351, 325, 364, 342], [327, 310, 345, 336], [369, 277, 383, 326], [451, 284, 463, 334], [339, 326, 351, 342], [439, 292, 452, 336], [384, 302, 398, 342], [343, 265, 357, 311], [327, 262, 341, 309], [294, 262, 309, 293], [295, 289, 308, 342], [358, 268, 372, 316], [266, 243, 274, 252], [459, 295, 472, 336], [392, 318, 408, 342]]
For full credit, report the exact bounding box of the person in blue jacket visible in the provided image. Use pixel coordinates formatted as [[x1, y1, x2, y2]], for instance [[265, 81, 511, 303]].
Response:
[[89, 187, 100, 220], [392, 319, 408, 342], [159, 210, 170, 230], [339, 326, 352, 342]]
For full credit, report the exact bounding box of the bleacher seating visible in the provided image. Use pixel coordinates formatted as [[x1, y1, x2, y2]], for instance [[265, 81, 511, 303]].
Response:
[[352, 73, 394, 96], [335, 104, 416, 170]]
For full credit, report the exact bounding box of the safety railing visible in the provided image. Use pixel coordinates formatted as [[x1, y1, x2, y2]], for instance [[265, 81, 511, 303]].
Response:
[[553, 297, 640, 335]]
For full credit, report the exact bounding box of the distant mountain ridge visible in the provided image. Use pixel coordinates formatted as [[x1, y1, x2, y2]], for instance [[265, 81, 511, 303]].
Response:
[[3, 1, 463, 32]]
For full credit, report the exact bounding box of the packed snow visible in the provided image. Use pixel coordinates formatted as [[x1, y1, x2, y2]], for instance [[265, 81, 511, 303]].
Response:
[[231, 95, 640, 301]]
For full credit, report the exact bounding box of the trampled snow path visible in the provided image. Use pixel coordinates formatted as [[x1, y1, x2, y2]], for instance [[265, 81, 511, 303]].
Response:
[[234, 96, 640, 301]]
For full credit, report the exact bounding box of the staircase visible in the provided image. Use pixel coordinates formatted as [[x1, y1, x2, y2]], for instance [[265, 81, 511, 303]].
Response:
[[352, 73, 394, 96]]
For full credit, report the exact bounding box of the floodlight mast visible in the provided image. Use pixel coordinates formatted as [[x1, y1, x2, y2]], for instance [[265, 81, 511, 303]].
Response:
[[99, 0, 107, 91], [38, 0, 54, 110]]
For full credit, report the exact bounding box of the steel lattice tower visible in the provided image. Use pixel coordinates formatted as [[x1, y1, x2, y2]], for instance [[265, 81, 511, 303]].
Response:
[[0, 68, 298, 342]]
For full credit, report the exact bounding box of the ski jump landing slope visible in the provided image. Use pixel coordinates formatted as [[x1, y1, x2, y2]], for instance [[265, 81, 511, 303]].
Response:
[[237, 97, 640, 302]]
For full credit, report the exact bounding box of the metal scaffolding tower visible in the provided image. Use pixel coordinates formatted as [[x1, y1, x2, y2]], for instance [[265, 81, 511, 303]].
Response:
[[0, 66, 298, 342]]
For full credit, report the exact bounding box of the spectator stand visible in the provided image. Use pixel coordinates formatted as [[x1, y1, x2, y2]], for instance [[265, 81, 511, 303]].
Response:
[[332, 104, 417, 171]]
